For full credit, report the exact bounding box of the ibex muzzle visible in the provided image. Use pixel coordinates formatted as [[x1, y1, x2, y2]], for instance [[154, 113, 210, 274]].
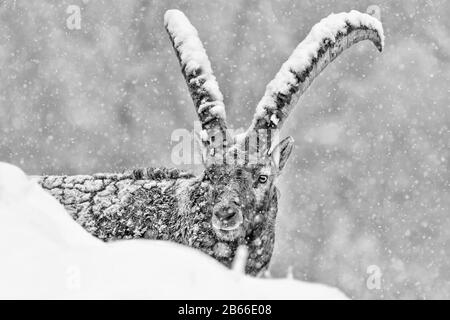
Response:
[[38, 9, 384, 275]]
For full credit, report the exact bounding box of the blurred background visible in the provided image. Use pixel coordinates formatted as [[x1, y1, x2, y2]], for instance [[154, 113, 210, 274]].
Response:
[[0, 0, 449, 299]]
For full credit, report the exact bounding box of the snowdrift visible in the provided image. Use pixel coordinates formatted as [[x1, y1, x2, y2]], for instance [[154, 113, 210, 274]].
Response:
[[0, 162, 347, 299]]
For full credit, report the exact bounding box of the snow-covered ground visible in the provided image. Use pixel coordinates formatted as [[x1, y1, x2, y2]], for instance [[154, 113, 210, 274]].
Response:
[[0, 162, 347, 299]]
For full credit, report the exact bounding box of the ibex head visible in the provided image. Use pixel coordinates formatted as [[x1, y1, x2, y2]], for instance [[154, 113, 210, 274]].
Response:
[[165, 10, 384, 248], [200, 136, 293, 242]]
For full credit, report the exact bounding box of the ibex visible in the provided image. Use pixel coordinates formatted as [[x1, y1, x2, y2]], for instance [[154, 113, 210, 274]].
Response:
[[37, 9, 384, 275]]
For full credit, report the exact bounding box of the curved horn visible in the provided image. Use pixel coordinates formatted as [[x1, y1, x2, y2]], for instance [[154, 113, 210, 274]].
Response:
[[164, 9, 227, 138], [248, 10, 384, 133]]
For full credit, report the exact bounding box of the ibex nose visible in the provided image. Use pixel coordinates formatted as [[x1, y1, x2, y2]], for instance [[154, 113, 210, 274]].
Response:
[[216, 207, 238, 221], [212, 203, 244, 233]]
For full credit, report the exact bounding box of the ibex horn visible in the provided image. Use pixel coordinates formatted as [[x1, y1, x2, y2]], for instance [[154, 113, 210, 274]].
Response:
[[247, 10, 384, 136], [165, 9, 229, 158]]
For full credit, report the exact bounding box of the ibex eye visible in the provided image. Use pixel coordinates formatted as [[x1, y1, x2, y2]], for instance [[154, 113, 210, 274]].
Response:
[[203, 172, 211, 181], [258, 175, 268, 184]]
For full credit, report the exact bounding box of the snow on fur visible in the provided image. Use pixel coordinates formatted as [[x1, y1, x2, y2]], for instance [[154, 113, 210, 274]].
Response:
[[0, 162, 347, 299], [164, 9, 226, 121], [254, 10, 384, 121]]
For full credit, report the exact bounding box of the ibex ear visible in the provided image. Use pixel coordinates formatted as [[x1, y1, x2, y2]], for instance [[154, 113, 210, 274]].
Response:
[[269, 136, 294, 172]]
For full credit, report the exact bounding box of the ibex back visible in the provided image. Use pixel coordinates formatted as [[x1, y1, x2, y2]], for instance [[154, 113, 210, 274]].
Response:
[[38, 9, 384, 275]]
